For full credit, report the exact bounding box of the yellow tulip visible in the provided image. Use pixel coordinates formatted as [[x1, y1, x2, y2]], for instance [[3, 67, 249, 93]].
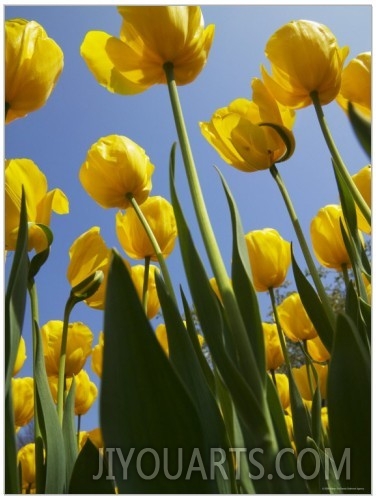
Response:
[[292, 363, 328, 400], [41, 320, 93, 377], [79, 135, 154, 209], [116, 196, 177, 261], [48, 370, 98, 416], [321, 406, 329, 434], [66, 227, 130, 310], [200, 78, 295, 172], [245, 228, 291, 292], [263, 322, 284, 370], [131, 265, 161, 319], [12, 377, 34, 428], [13, 337, 27, 376], [17, 443, 36, 494], [80, 427, 104, 450], [310, 204, 363, 270], [155, 323, 204, 357], [337, 52, 371, 119], [262, 20, 349, 108], [91, 332, 104, 378], [5, 19, 63, 124], [5, 158, 69, 252], [352, 165, 371, 234], [273, 373, 290, 409], [80, 7, 214, 94], [307, 336, 330, 363], [155, 324, 170, 356], [277, 292, 317, 342]]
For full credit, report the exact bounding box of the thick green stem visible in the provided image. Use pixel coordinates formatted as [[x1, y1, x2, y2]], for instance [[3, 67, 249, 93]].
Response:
[[126, 193, 177, 304], [163, 62, 262, 390], [57, 297, 75, 425], [310, 91, 371, 225], [142, 256, 151, 313], [27, 280, 43, 492], [270, 164, 336, 329], [269, 287, 292, 373]]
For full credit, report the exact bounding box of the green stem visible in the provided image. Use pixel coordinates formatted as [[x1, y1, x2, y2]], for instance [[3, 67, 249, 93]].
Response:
[[142, 256, 151, 314], [341, 263, 350, 288], [269, 287, 292, 373], [27, 280, 43, 493], [270, 368, 277, 386], [270, 164, 335, 329], [163, 62, 261, 389], [302, 340, 315, 400], [77, 415, 81, 449], [57, 297, 75, 425], [126, 193, 177, 304], [310, 91, 371, 226]]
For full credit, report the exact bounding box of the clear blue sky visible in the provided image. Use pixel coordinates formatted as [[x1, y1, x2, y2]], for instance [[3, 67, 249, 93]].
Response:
[[5, 4, 371, 433]]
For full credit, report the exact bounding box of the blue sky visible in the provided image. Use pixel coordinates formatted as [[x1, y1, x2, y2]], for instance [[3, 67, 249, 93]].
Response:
[[5, 5, 371, 433]]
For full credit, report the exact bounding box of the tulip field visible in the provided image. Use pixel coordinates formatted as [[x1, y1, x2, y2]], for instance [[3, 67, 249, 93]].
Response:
[[5, 6, 371, 495]]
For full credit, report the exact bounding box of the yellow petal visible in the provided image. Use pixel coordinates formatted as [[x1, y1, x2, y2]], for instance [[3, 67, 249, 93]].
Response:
[[80, 31, 151, 94]]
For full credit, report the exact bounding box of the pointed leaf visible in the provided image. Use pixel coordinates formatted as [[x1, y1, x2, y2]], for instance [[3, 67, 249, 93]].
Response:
[[348, 102, 371, 158], [102, 251, 214, 494], [34, 320, 66, 493], [63, 378, 78, 488], [5, 190, 29, 394], [327, 313, 371, 493], [69, 439, 115, 494], [156, 273, 233, 493], [217, 168, 266, 382], [292, 250, 334, 352]]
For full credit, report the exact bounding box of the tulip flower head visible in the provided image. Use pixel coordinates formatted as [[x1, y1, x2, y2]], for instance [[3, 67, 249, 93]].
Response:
[[337, 52, 371, 119], [310, 204, 363, 270], [41, 320, 93, 377], [79, 135, 154, 209], [80, 6, 215, 94], [13, 337, 27, 376], [292, 362, 328, 400], [91, 332, 104, 379], [48, 370, 98, 416], [307, 336, 330, 363], [67, 227, 121, 310], [12, 377, 34, 429], [5, 158, 69, 252], [352, 165, 371, 234], [131, 265, 161, 319], [277, 292, 318, 342], [263, 322, 284, 370], [5, 19, 64, 124], [200, 79, 295, 172], [116, 196, 177, 261], [262, 19, 349, 108], [274, 373, 290, 409], [18, 443, 37, 494], [245, 228, 291, 292], [156, 323, 204, 357]]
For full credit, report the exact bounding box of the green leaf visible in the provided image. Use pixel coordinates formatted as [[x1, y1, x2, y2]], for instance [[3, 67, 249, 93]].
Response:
[[5, 190, 29, 394], [180, 289, 215, 392], [291, 250, 334, 352], [34, 320, 66, 493], [28, 223, 54, 281], [265, 377, 308, 494], [348, 102, 371, 158], [69, 439, 115, 494], [5, 392, 20, 493], [217, 168, 266, 382], [156, 273, 232, 493], [170, 158, 270, 446], [63, 378, 78, 488], [327, 313, 371, 493], [102, 251, 214, 494]]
